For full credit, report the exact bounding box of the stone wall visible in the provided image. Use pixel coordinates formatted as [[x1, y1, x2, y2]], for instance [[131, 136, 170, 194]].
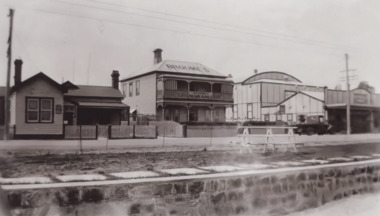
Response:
[[4, 162, 380, 215]]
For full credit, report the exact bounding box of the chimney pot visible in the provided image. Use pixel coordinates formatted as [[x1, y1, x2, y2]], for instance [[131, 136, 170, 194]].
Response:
[[111, 70, 120, 89], [153, 48, 163, 64], [14, 59, 23, 86], [254, 69, 258, 74]]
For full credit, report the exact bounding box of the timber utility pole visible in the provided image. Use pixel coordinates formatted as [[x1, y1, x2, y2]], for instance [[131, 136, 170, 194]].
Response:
[[345, 53, 351, 135], [4, 9, 14, 140]]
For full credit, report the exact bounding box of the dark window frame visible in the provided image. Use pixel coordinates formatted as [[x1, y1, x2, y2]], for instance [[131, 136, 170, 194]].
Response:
[[25, 97, 54, 123], [136, 80, 140, 96], [247, 103, 253, 119], [129, 82, 133, 97]]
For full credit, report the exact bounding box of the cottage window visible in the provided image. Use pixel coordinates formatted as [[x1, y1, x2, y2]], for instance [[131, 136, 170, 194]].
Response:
[[129, 82, 133, 97], [26, 98, 53, 123], [27, 98, 39, 122], [41, 99, 53, 122], [136, 80, 140, 96]]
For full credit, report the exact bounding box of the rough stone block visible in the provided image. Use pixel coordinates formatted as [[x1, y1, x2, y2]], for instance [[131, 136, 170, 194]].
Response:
[[211, 192, 226, 204], [228, 191, 238, 201], [154, 184, 173, 196], [67, 189, 81, 205], [245, 177, 255, 188], [82, 188, 103, 203], [130, 203, 141, 214], [235, 205, 245, 214], [228, 178, 242, 189], [270, 176, 278, 184], [272, 184, 282, 194], [188, 181, 204, 194], [261, 177, 270, 185], [174, 183, 187, 194], [252, 197, 267, 208], [296, 173, 306, 181], [7, 193, 21, 208], [309, 173, 318, 180]]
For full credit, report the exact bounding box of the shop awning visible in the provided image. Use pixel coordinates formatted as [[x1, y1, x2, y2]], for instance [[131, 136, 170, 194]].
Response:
[[325, 104, 380, 111], [77, 102, 129, 109]]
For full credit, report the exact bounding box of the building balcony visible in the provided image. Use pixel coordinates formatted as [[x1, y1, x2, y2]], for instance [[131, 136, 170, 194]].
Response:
[[157, 90, 233, 102]]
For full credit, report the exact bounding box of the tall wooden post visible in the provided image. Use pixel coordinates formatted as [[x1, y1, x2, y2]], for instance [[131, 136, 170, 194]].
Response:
[[4, 9, 14, 140]]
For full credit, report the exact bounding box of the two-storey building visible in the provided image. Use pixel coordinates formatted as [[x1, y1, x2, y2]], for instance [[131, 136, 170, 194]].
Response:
[[120, 49, 234, 123]]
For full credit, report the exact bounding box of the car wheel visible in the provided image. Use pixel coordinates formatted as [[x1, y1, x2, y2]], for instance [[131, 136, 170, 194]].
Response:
[[306, 127, 314, 136]]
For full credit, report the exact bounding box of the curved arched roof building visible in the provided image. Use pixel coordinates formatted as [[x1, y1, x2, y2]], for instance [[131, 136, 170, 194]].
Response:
[[229, 71, 325, 122]]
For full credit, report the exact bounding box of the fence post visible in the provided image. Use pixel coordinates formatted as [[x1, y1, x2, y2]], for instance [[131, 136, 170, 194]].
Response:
[[210, 125, 213, 146], [63, 124, 65, 139], [95, 124, 98, 140], [163, 126, 166, 148], [108, 124, 111, 139], [133, 125, 136, 138], [79, 125, 83, 154]]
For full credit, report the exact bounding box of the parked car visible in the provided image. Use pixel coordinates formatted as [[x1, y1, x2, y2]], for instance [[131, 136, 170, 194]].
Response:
[[295, 115, 333, 135]]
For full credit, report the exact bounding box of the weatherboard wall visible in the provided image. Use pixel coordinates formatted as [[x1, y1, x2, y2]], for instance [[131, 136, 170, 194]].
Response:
[[14, 79, 64, 136]]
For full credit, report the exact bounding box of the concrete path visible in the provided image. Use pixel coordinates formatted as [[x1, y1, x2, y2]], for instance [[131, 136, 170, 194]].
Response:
[[0, 134, 379, 153]]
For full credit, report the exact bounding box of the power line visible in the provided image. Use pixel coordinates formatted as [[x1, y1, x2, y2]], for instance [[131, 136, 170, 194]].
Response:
[[80, 0, 360, 50], [9, 6, 340, 56], [52, 0, 358, 51]]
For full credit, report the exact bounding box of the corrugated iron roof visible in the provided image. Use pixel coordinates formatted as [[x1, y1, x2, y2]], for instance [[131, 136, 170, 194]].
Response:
[[65, 85, 123, 98], [77, 101, 129, 109], [121, 60, 228, 81]]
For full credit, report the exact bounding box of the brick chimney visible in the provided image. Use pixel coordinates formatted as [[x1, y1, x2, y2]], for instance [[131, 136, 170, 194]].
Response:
[[111, 70, 120, 89], [153, 48, 163, 64], [14, 59, 23, 86]]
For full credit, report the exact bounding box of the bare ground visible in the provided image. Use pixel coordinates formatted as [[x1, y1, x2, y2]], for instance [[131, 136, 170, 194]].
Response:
[[1, 143, 380, 178]]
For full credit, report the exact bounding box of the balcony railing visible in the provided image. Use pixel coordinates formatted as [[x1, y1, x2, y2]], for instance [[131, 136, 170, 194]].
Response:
[[157, 90, 232, 101]]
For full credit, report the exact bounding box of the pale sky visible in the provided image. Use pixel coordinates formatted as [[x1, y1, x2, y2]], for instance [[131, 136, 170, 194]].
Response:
[[1, 0, 379, 91]]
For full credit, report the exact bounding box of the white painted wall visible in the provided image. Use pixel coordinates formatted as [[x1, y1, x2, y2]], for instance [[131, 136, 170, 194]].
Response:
[[122, 73, 157, 115]]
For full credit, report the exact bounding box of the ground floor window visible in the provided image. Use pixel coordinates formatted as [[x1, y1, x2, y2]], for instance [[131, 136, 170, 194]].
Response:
[[264, 114, 269, 121], [26, 97, 53, 123], [247, 103, 253, 119], [287, 114, 293, 121], [233, 104, 238, 119], [189, 108, 198, 121]]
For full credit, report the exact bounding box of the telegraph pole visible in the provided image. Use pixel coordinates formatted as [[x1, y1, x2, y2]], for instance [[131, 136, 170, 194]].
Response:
[[345, 53, 351, 135], [4, 9, 14, 140]]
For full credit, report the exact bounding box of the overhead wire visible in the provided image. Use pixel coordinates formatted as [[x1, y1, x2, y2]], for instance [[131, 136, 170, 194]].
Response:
[[12, 6, 344, 57], [51, 0, 358, 51], [81, 0, 359, 50]]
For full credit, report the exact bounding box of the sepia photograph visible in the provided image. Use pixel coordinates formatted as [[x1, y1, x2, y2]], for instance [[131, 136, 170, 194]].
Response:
[[0, 0, 380, 215]]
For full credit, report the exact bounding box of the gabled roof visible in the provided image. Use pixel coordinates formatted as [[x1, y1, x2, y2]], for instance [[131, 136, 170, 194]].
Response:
[[121, 60, 228, 81], [10, 72, 64, 94], [62, 81, 79, 90], [263, 91, 324, 108], [65, 85, 123, 98]]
